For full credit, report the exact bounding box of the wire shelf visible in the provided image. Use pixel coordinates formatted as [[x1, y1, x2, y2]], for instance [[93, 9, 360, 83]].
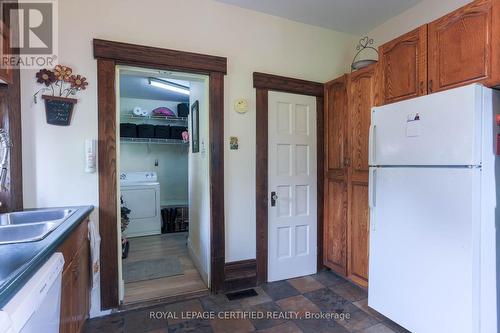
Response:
[[120, 114, 188, 124], [120, 137, 189, 145]]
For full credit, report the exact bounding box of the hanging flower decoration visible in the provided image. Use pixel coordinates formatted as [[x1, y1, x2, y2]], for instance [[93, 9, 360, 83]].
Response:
[[53, 65, 72, 81], [33, 64, 89, 103], [35, 69, 56, 87]]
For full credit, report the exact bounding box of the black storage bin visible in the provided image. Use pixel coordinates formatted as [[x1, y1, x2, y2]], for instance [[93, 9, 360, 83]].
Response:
[[170, 126, 187, 140], [120, 123, 137, 138], [155, 125, 170, 139], [137, 124, 155, 138], [177, 103, 189, 117]]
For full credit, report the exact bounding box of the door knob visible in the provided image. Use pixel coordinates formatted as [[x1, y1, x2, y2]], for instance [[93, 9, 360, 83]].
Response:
[[271, 192, 278, 206]]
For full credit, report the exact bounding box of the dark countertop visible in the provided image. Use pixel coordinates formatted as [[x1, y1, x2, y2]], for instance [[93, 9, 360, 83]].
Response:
[[0, 205, 94, 308]]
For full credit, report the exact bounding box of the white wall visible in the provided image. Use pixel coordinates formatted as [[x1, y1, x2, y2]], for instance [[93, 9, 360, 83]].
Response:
[[188, 79, 211, 285], [367, 0, 471, 45], [20, 0, 357, 313], [120, 144, 188, 205]]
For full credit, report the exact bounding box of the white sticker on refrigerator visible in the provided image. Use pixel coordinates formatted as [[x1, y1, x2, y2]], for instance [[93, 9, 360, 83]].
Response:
[[406, 113, 421, 137]]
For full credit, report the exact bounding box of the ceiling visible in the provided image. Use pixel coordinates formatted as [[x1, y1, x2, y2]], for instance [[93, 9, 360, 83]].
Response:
[[120, 74, 190, 102], [214, 0, 422, 34]]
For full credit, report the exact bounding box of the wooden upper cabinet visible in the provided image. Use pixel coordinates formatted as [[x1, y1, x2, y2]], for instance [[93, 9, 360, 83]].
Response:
[[428, 0, 500, 92], [379, 25, 427, 104], [325, 75, 348, 171], [349, 64, 379, 177]]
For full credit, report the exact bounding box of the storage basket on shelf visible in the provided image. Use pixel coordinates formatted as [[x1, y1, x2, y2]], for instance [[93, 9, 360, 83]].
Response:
[[170, 126, 188, 140], [154, 125, 170, 139], [177, 103, 189, 117], [120, 123, 137, 138], [137, 124, 155, 138]]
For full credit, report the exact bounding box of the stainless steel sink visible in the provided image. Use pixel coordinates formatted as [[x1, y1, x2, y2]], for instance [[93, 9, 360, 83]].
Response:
[[0, 209, 75, 244], [0, 208, 73, 226]]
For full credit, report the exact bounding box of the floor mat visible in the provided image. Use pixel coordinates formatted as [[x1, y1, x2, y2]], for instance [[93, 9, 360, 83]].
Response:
[[123, 257, 183, 283]]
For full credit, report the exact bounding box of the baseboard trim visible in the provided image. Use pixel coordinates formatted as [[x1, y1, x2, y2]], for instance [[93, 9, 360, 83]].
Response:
[[118, 289, 209, 312], [224, 259, 257, 291], [187, 240, 209, 287]]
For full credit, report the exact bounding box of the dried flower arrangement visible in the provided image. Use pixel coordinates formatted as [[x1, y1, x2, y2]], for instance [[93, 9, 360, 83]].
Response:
[[33, 65, 89, 126]]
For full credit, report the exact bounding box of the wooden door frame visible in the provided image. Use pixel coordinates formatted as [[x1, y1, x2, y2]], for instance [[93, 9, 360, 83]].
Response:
[[253, 72, 324, 284], [94, 39, 227, 310]]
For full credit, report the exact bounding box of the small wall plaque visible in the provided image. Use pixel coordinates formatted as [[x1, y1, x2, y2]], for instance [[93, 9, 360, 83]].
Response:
[[42, 95, 77, 126], [230, 136, 239, 150]]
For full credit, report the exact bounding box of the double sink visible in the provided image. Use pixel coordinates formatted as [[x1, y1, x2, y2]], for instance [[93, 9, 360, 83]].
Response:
[[0, 209, 75, 245]]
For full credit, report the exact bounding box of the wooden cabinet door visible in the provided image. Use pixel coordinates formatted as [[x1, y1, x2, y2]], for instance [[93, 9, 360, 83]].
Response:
[[379, 25, 427, 104], [58, 220, 90, 333], [349, 65, 378, 179], [323, 75, 348, 276], [428, 0, 500, 92], [75, 241, 90, 333], [347, 64, 378, 288], [60, 265, 76, 333]]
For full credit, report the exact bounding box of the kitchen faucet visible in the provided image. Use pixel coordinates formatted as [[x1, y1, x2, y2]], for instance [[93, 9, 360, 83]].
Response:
[[0, 129, 10, 191]]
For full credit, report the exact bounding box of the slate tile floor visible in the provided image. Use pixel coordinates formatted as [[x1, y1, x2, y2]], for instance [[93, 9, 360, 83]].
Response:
[[84, 270, 411, 333]]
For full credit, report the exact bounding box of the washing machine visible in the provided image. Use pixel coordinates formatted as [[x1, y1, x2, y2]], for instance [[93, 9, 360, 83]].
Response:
[[120, 171, 161, 238]]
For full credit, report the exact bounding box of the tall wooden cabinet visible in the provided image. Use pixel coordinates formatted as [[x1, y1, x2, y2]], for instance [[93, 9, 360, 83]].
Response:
[[323, 75, 348, 276], [323, 64, 378, 288], [347, 65, 378, 288], [379, 25, 427, 104]]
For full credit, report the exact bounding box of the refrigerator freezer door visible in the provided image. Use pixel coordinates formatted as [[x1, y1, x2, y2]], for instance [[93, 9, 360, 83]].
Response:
[[368, 167, 480, 333], [370, 84, 483, 166]]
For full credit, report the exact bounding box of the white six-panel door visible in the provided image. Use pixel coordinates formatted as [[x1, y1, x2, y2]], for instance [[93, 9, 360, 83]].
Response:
[[268, 91, 317, 282]]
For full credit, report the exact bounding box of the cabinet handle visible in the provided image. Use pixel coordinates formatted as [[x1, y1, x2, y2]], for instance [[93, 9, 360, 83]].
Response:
[[428, 80, 433, 93], [419, 81, 424, 94], [344, 157, 350, 167]]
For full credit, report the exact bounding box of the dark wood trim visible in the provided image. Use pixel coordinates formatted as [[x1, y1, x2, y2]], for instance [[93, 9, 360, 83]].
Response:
[[255, 88, 268, 285], [0, 0, 22, 213], [224, 259, 257, 291], [316, 96, 325, 271], [254, 73, 324, 285], [119, 289, 209, 312], [209, 71, 225, 293], [94, 39, 227, 74], [97, 58, 119, 309], [95, 40, 227, 310], [253, 72, 324, 97], [0, 64, 22, 213]]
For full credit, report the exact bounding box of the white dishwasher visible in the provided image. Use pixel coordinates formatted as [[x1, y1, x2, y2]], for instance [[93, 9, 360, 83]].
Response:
[[0, 253, 64, 333]]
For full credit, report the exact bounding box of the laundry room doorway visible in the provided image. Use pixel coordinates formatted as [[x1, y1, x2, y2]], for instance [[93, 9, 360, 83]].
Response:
[[116, 65, 211, 305]]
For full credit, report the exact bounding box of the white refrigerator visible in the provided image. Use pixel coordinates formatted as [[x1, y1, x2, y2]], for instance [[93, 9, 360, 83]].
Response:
[[368, 84, 499, 333]]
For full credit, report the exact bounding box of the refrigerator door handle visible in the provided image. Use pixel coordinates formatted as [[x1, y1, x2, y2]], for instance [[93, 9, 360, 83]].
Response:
[[369, 168, 377, 209], [369, 124, 376, 165], [369, 168, 377, 231]]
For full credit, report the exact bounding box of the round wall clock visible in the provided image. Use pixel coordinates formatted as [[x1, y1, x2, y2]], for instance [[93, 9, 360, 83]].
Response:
[[234, 98, 249, 114]]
